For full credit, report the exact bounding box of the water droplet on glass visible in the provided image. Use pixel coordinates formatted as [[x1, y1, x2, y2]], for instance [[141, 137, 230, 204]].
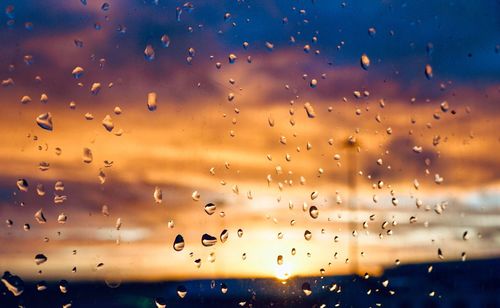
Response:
[[161, 34, 170, 47], [221, 283, 228, 294], [155, 297, 166, 308], [72, 66, 84, 79], [201, 233, 217, 247], [237, 229, 243, 238], [302, 282, 312, 296], [310, 191, 319, 200], [144, 45, 155, 61], [102, 115, 114, 132], [304, 230, 312, 241], [360, 53, 370, 70], [220, 229, 229, 243], [173, 234, 185, 251], [59, 280, 68, 294], [101, 2, 110, 11], [462, 230, 469, 241], [57, 213, 67, 224], [35, 184, 45, 196], [115, 218, 122, 230], [20, 95, 32, 104], [304, 102, 316, 118], [83, 148, 93, 163], [36, 112, 53, 131], [309, 206, 319, 219], [36, 281, 47, 291], [16, 179, 28, 192], [35, 254, 47, 265], [425, 64, 433, 79], [167, 220, 174, 228], [153, 187, 162, 203], [177, 285, 187, 298], [102, 205, 110, 216], [1, 272, 24, 296], [53, 180, 64, 191], [192, 191, 200, 201], [147, 92, 157, 111], [204, 203, 216, 215], [277, 255, 283, 265], [90, 82, 101, 95], [34, 209, 46, 224]]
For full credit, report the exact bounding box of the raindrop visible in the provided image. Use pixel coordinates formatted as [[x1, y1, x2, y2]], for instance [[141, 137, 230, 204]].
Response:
[[83, 148, 93, 163], [35, 254, 47, 265], [101, 2, 110, 11], [16, 179, 28, 192], [237, 229, 243, 238], [304, 230, 312, 241], [102, 115, 114, 132], [437, 248, 444, 260], [177, 285, 187, 298], [265, 42, 274, 51], [1, 272, 24, 296], [191, 191, 200, 201], [147, 92, 157, 111], [59, 280, 68, 294], [54, 180, 64, 191], [173, 235, 185, 251], [36, 281, 47, 291], [304, 102, 316, 118], [34, 209, 46, 224], [36, 112, 53, 131], [72, 66, 84, 78], [204, 203, 216, 215], [221, 283, 228, 294], [220, 229, 229, 243], [144, 45, 155, 61], [40, 93, 48, 104], [153, 187, 162, 203], [116, 218, 122, 230], [360, 53, 370, 70], [425, 64, 433, 79], [310, 191, 319, 200], [228, 53, 237, 64], [277, 255, 283, 265], [302, 282, 312, 296], [155, 297, 166, 308], [201, 233, 217, 247], [57, 213, 67, 224], [90, 82, 101, 95], [21, 96, 32, 104], [309, 206, 319, 219], [39, 162, 50, 171], [161, 35, 170, 47], [462, 231, 469, 241]]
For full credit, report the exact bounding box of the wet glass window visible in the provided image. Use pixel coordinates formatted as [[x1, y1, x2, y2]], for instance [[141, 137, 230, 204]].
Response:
[[1, 0, 499, 307]]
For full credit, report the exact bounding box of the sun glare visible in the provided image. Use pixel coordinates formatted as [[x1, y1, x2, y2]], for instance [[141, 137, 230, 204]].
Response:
[[274, 263, 293, 282]]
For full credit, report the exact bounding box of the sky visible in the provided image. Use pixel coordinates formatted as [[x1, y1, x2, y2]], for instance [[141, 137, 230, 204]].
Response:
[[0, 0, 499, 283]]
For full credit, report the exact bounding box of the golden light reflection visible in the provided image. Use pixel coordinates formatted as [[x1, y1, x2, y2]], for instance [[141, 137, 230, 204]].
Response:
[[274, 262, 293, 282]]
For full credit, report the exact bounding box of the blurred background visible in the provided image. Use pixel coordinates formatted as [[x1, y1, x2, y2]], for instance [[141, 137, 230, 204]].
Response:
[[0, 0, 499, 307]]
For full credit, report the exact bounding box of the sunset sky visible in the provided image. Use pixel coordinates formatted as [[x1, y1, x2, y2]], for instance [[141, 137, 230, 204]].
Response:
[[0, 0, 499, 283]]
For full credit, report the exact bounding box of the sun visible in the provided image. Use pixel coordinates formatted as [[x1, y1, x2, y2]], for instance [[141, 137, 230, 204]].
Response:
[[274, 263, 293, 282]]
